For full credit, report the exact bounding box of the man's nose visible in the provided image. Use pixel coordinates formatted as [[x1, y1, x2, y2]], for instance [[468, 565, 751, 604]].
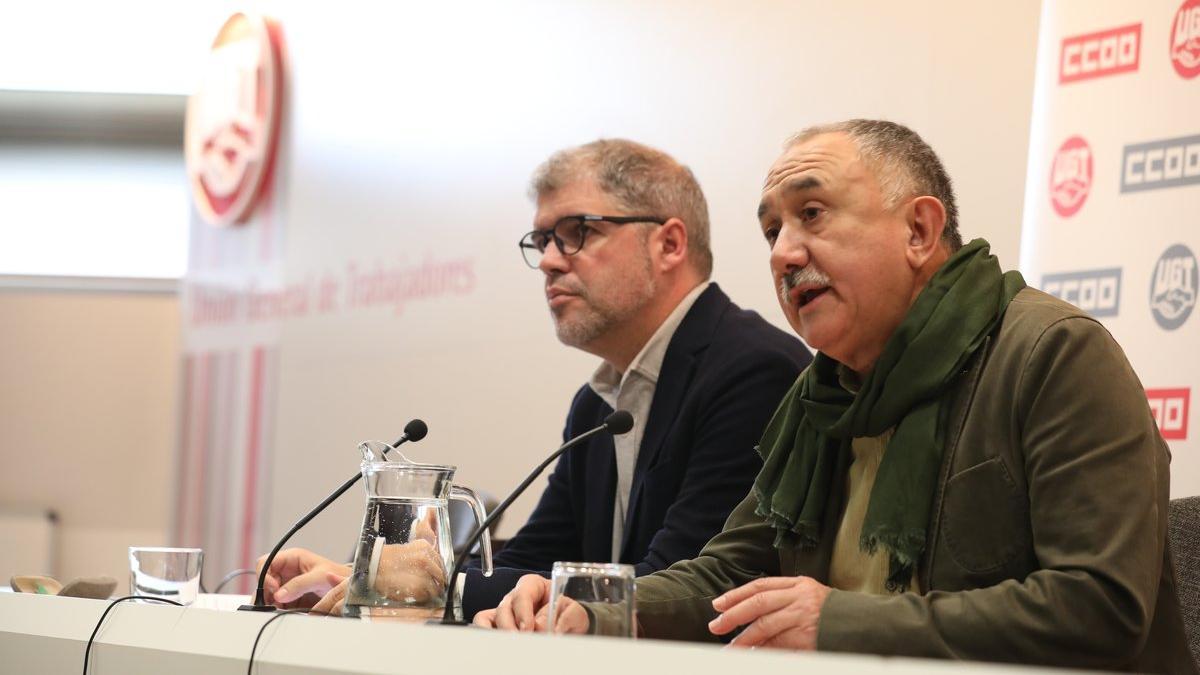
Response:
[[538, 238, 571, 275], [769, 222, 810, 273]]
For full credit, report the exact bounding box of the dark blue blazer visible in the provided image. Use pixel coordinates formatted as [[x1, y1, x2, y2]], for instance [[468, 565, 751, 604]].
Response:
[[463, 284, 811, 617]]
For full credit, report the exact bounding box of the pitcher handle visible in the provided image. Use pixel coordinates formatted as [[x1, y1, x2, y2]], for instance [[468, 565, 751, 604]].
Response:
[[449, 485, 494, 577]]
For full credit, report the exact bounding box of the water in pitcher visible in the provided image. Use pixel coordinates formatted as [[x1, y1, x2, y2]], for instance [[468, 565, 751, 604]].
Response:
[[343, 497, 454, 620]]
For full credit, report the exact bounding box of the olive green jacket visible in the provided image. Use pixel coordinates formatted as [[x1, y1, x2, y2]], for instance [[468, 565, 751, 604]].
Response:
[[625, 289, 1197, 673]]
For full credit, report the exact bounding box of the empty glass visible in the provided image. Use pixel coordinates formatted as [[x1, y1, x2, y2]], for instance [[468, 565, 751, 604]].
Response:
[[128, 547, 203, 605], [548, 562, 636, 637]]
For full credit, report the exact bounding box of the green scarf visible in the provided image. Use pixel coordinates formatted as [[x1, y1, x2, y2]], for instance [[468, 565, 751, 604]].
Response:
[[753, 239, 1025, 590]]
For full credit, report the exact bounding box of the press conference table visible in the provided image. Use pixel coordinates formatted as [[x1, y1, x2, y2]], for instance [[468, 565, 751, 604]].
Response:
[[0, 591, 1087, 674]]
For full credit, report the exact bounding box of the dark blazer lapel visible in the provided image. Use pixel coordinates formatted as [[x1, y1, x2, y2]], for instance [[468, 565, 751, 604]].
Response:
[[620, 284, 730, 555], [582, 425, 618, 561]]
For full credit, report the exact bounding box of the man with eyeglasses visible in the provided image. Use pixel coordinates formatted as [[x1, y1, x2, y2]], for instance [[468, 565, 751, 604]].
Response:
[[254, 139, 811, 619], [461, 138, 812, 619]]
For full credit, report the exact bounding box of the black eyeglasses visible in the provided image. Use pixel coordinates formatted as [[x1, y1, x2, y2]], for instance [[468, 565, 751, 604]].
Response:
[[518, 214, 666, 268]]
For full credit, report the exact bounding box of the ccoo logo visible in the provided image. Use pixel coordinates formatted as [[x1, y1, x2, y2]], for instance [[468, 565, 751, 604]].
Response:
[[1149, 244, 1198, 330], [1050, 136, 1092, 218], [1147, 388, 1190, 440], [1121, 134, 1200, 193], [1172, 0, 1200, 79], [1059, 23, 1141, 84], [1041, 268, 1122, 317]]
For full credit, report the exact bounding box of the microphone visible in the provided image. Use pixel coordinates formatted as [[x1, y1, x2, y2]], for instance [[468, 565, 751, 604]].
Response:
[[238, 419, 428, 612], [604, 409, 634, 435], [438, 409, 634, 624], [397, 418, 428, 445]]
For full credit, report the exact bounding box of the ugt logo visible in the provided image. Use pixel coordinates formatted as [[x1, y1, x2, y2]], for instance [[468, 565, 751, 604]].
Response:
[[185, 14, 284, 227], [1150, 244, 1198, 330], [1172, 0, 1200, 79], [1059, 23, 1141, 84], [1050, 136, 1092, 218], [1041, 268, 1121, 317], [1147, 388, 1190, 440]]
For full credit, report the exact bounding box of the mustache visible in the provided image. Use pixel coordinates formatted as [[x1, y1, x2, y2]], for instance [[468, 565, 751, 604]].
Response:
[[778, 266, 831, 303], [546, 274, 587, 297]]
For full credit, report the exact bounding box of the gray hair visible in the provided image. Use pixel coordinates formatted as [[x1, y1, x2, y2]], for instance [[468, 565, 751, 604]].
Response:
[[786, 119, 962, 252], [530, 138, 713, 278]]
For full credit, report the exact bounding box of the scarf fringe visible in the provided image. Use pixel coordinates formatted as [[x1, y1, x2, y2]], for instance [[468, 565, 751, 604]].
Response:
[[862, 528, 927, 592], [753, 486, 821, 548]]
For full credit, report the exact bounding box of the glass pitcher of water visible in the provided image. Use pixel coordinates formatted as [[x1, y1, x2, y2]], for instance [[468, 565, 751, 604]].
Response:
[[343, 441, 493, 620]]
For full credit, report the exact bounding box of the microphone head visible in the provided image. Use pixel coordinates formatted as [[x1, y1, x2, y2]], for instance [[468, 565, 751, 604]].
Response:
[[604, 410, 634, 435], [404, 419, 429, 442]]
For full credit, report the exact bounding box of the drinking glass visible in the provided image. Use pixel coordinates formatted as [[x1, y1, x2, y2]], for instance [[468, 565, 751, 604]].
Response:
[[547, 562, 635, 637], [128, 547, 203, 605]]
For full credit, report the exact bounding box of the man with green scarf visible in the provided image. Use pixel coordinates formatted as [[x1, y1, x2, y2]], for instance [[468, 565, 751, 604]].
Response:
[[477, 119, 1197, 672]]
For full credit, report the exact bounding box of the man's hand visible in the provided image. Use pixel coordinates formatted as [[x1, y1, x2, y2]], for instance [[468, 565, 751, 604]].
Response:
[[309, 540, 448, 616], [535, 595, 590, 634], [255, 548, 349, 608], [374, 540, 448, 603], [473, 574, 590, 633], [311, 572, 351, 615], [708, 576, 831, 650]]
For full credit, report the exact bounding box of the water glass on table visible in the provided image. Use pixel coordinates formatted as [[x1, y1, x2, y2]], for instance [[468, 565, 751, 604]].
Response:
[[548, 562, 635, 637], [128, 547, 203, 605]]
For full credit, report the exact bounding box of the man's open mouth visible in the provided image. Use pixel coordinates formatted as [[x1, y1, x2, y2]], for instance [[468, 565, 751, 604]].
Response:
[[796, 287, 830, 308]]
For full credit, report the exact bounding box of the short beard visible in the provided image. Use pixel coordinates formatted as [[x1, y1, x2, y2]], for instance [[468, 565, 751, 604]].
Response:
[[553, 253, 657, 349]]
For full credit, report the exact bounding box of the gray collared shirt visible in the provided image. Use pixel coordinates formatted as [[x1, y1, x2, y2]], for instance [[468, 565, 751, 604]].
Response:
[[588, 281, 711, 561]]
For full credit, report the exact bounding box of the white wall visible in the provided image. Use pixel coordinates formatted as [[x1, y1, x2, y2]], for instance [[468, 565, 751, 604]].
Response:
[[0, 144, 188, 278], [0, 290, 179, 586], [177, 0, 1042, 565]]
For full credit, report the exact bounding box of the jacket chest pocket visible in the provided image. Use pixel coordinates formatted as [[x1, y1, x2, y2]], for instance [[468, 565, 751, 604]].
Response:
[[940, 457, 1033, 577]]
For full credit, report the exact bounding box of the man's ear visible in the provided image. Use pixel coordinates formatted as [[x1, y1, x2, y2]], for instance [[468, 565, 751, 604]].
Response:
[[654, 217, 690, 272], [905, 196, 947, 269]]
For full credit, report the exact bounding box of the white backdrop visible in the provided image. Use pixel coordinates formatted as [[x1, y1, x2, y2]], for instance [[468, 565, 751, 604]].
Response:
[[1020, 0, 1199, 499], [175, 0, 1043, 586]]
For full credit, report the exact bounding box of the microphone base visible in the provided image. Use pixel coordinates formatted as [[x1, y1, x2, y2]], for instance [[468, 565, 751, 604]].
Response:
[[428, 617, 471, 626], [237, 604, 278, 612]]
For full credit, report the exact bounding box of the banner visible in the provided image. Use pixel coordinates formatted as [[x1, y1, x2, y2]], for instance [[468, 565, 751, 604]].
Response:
[[1021, 0, 1200, 496]]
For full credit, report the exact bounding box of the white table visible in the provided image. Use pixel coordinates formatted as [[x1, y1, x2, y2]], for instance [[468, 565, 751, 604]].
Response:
[[0, 591, 1080, 674]]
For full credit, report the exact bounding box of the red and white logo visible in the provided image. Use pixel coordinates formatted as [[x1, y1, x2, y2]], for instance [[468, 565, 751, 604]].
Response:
[[1172, 0, 1200, 79], [1049, 136, 1092, 218], [1147, 388, 1190, 440], [1059, 23, 1141, 84], [185, 14, 284, 227]]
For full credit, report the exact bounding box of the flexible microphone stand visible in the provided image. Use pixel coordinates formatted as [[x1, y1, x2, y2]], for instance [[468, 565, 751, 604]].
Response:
[[438, 410, 634, 624], [238, 419, 429, 612]]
